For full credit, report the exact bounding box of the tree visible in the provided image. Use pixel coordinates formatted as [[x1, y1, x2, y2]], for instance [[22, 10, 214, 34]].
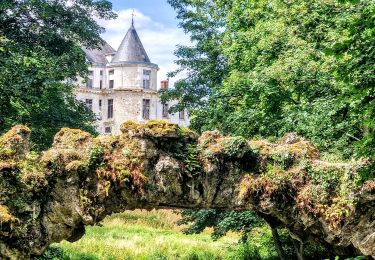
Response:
[[165, 0, 374, 159], [162, 0, 231, 123], [165, 0, 374, 258], [0, 0, 116, 150]]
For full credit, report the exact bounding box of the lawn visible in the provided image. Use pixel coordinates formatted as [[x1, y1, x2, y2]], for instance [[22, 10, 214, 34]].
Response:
[[37, 210, 252, 260]]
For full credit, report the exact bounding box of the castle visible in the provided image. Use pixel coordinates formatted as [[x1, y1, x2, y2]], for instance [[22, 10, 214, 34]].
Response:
[[74, 20, 189, 135]]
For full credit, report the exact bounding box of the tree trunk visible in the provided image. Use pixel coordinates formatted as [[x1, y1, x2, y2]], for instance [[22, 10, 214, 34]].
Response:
[[292, 239, 305, 260], [271, 228, 287, 260]]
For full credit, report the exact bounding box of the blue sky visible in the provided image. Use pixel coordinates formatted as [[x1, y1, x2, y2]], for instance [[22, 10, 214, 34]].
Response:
[[98, 0, 189, 86], [109, 0, 179, 26]]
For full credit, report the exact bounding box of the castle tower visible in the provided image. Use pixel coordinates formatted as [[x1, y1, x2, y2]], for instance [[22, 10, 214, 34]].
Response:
[[75, 19, 189, 134]]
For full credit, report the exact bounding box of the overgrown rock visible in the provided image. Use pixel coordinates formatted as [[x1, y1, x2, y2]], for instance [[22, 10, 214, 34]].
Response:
[[0, 123, 373, 259]]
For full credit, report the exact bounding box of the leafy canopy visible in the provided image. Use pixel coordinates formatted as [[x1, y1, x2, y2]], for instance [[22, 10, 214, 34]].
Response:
[[0, 0, 116, 150], [166, 0, 374, 257], [165, 0, 374, 160]]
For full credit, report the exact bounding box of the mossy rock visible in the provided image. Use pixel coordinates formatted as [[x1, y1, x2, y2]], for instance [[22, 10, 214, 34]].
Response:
[[53, 128, 93, 149], [199, 134, 251, 159], [143, 120, 181, 138], [120, 121, 139, 134], [178, 127, 199, 140], [198, 131, 223, 149], [120, 120, 182, 138], [0, 125, 30, 160]]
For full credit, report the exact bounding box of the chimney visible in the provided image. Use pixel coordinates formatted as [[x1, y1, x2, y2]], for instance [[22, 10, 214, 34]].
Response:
[[160, 80, 169, 90]]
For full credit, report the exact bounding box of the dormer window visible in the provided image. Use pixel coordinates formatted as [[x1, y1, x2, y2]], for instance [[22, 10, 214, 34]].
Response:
[[143, 70, 151, 89]]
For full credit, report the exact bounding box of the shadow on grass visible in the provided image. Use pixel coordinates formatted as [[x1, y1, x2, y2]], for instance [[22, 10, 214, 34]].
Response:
[[33, 246, 100, 260]]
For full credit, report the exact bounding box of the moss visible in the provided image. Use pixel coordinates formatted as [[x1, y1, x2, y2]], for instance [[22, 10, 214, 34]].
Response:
[[239, 175, 279, 202], [198, 131, 222, 150], [18, 152, 48, 191], [363, 180, 375, 193], [120, 120, 185, 139], [0, 205, 13, 223], [178, 127, 199, 140], [199, 135, 251, 161], [323, 197, 355, 230], [268, 151, 295, 170], [53, 128, 93, 149], [143, 120, 180, 138], [120, 121, 139, 133], [93, 134, 147, 197], [41, 149, 85, 175], [307, 167, 343, 190], [249, 138, 319, 161], [0, 125, 30, 160]]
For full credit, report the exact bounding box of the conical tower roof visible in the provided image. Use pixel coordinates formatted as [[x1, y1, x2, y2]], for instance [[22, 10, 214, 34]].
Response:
[[111, 22, 150, 63]]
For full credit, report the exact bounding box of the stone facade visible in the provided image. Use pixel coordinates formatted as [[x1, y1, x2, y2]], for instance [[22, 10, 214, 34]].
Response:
[[74, 22, 189, 135]]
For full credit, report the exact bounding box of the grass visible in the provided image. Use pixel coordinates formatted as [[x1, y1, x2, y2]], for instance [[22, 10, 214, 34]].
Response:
[[39, 210, 243, 260], [36, 210, 365, 260]]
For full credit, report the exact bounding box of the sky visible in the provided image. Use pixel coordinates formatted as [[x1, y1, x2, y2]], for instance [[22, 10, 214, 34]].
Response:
[[98, 0, 190, 87]]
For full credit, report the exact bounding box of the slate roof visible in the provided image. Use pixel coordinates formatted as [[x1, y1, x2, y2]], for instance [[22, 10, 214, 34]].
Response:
[[111, 24, 151, 63], [82, 42, 115, 64]]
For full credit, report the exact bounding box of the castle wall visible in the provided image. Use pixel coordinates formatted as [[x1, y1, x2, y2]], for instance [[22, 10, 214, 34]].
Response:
[[109, 64, 158, 90]]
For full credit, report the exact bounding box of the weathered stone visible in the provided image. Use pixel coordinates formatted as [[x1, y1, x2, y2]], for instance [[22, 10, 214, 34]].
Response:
[[0, 122, 373, 259]]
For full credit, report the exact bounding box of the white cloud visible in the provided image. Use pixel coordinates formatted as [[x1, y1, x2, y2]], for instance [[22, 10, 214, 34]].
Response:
[[98, 9, 191, 88]]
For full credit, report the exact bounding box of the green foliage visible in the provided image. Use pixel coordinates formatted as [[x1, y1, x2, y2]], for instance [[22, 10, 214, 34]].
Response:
[[166, 1, 374, 258], [183, 144, 201, 177], [88, 145, 104, 171], [229, 242, 263, 260], [308, 167, 342, 190], [165, 0, 374, 160], [222, 137, 249, 157], [0, 1, 117, 150], [178, 209, 263, 242], [33, 246, 66, 260], [162, 0, 230, 113]]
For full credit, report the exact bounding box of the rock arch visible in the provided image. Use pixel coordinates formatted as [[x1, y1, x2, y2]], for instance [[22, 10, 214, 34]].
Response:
[[0, 121, 373, 259]]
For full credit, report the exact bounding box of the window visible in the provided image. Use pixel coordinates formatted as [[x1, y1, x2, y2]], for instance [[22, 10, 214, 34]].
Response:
[[107, 99, 113, 119], [109, 69, 114, 75], [86, 78, 93, 88], [162, 103, 169, 118], [99, 100, 102, 111], [105, 127, 112, 134], [85, 99, 93, 111], [179, 110, 185, 120], [99, 80, 103, 89], [143, 70, 151, 89], [100, 70, 103, 76], [109, 80, 114, 89], [142, 99, 150, 120], [88, 70, 94, 76]]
